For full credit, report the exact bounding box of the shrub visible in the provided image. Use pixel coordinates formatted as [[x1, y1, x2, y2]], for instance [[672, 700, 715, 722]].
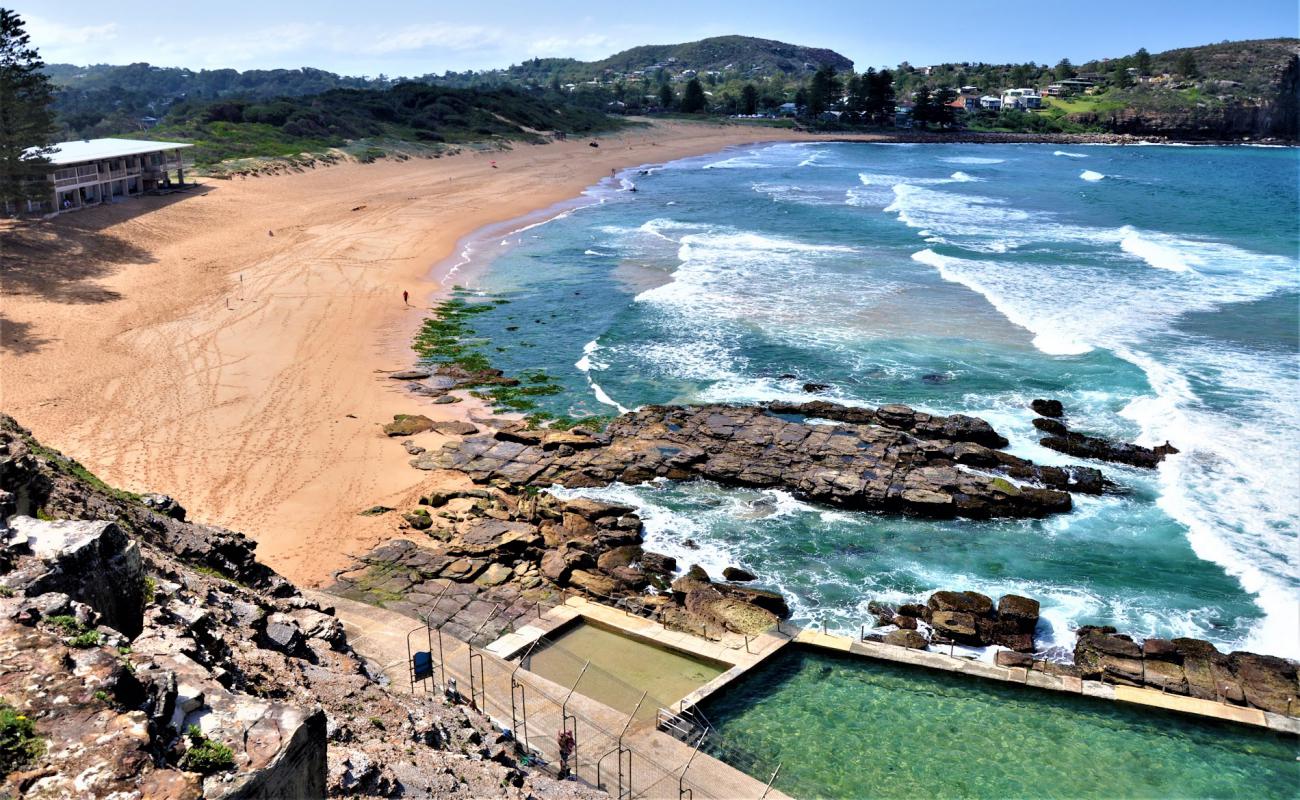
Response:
[[180, 725, 235, 774], [0, 700, 43, 778]]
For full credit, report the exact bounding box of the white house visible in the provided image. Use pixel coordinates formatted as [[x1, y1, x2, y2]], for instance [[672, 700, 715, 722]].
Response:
[[1000, 88, 1043, 109], [979, 95, 1004, 110], [12, 137, 192, 217]]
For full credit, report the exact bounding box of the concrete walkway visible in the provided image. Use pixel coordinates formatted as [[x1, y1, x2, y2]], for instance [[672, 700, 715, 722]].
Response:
[[311, 590, 791, 800]]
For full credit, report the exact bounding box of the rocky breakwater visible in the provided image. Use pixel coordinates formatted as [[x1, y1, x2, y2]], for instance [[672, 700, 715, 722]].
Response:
[[867, 590, 1041, 653], [864, 586, 1298, 720], [0, 414, 599, 800], [1073, 627, 1298, 716], [416, 402, 1109, 519], [331, 485, 789, 640]]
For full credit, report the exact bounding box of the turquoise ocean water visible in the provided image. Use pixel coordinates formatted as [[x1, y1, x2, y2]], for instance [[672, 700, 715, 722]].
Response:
[[435, 142, 1300, 660]]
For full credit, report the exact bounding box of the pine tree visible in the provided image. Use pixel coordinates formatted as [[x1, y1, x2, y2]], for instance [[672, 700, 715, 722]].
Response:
[[740, 83, 758, 115], [681, 78, 706, 113], [1174, 51, 1200, 79], [658, 82, 674, 110], [0, 9, 56, 212], [933, 87, 958, 127], [913, 86, 933, 127], [1135, 47, 1152, 75], [807, 65, 841, 117]]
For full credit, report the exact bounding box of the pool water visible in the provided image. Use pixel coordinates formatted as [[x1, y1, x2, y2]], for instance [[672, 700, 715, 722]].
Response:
[[523, 621, 726, 720], [700, 647, 1298, 799]]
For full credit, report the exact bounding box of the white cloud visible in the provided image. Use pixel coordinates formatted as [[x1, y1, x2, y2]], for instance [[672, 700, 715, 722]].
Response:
[[22, 14, 118, 62], [525, 33, 615, 59], [357, 24, 503, 54]]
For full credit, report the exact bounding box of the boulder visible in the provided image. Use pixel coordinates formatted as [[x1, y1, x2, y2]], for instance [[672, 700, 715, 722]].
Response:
[[1141, 637, 1180, 662], [1030, 399, 1064, 417], [430, 420, 479, 437], [722, 566, 757, 582], [568, 569, 618, 598], [1031, 417, 1068, 436], [995, 650, 1034, 668], [474, 563, 513, 587], [928, 590, 994, 616], [388, 369, 432, 380], [930, 611, 981, 645], [7, 517, 145, 638], [263, 612, 305, 655], [639, 551, 677, 576], [996, 594, 1040, 626], [884, 629, 929, 649], [1229, 652, 1298, 715], [382, 414, 434, 436]]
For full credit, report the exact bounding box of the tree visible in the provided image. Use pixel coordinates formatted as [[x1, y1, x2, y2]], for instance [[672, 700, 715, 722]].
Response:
[[1174, 51, 1200, 79], [1134, 47, 1152, 75], [1008, 62, 1033, 88], [1054, 58, 1077, 80], [793, 86, 808, 114], [807, 64, 841, 117], [912, 86, 934, 127], [740, 83, 758, 114], [865, 68, 895, 123], [845, 71, 868, 116], [1109, 62, 1133, 89], [933, 87, 958, 127], [680, 78, 706, 113], [658, 82, 674, 110], [0, 9, 55, 212]]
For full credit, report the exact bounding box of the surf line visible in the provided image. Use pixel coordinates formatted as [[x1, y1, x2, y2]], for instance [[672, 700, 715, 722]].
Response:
[[576, 338, 633, 414]]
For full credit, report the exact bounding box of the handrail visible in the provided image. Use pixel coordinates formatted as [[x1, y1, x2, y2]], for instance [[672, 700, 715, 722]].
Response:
[[679, 733, 706, 800]]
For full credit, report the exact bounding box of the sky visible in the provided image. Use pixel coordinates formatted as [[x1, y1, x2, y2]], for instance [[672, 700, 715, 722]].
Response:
[[16, 0, 1299, 77]]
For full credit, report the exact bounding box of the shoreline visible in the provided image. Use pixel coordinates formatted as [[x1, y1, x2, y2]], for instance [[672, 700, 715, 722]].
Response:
[[1, 121, 866, 587]]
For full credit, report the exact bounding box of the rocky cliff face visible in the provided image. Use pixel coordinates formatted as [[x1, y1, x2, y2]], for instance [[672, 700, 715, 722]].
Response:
[[0, 415, 600, 799]]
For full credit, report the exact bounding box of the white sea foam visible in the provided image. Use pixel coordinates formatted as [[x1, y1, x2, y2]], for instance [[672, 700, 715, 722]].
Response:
[[1080, 169, 1105, 181], [949, 171, 980, 182], [1118, 226, 1200, 272], [942, 156, 1005, 165], [1053, 150, 1088, 158]]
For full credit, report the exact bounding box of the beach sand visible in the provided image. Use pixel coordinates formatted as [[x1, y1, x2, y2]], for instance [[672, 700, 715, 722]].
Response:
[[1, 121, 872, 585]]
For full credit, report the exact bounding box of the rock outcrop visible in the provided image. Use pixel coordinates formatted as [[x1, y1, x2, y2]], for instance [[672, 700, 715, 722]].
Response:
[[868, 589, 1041, 652], [0, 415, 601, 799], [1074, 626, 1299, 715], [417, 402, 1109, 520], [1030, 398, 1178, 468]]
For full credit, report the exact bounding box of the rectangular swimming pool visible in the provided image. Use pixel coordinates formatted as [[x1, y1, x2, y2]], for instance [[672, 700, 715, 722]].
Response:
[[522, 619, 728, 720], [699, 646, 1298, 799]]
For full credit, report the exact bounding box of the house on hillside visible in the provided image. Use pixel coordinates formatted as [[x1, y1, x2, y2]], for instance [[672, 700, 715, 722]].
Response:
[[1001, 88, 1042, 109], [8, 137, 192, 217], [777, 102, 799, 116], [950, 95, 977, 112], [979, 95, 1004, 110]]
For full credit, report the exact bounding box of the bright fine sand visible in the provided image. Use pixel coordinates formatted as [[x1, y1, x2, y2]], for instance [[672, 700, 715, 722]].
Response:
[[0, 121, 869, 585]]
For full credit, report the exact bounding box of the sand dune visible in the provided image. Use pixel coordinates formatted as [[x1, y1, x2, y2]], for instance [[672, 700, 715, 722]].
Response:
[[0, 121, 864, 584]]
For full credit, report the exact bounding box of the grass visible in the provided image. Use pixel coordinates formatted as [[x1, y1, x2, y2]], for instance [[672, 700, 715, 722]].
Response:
[[46, 615, 101, 648], [180, 725, 234, 774], [23, 437, 140, 504], [0, 700, 44, 778]]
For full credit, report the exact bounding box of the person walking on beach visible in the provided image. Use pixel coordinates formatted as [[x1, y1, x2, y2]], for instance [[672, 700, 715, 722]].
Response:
[[402, 290, 409, 306]]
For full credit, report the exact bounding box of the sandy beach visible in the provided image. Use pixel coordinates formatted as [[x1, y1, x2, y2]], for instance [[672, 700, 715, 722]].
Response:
[[0, 120, 868, 584]]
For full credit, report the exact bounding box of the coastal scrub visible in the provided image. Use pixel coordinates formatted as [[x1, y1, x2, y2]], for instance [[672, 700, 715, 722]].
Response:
[[0, 699, 43, 778]]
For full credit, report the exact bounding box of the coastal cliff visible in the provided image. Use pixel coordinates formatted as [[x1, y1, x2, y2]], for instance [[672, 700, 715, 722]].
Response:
[[0, 414, 600, 799]]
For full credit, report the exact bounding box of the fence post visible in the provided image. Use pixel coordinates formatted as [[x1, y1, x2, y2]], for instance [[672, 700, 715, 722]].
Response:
[[762, 762, 783, 798]]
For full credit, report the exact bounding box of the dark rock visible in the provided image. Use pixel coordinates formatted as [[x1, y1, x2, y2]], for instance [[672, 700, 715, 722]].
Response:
[[1229, 652, 1298, 715], [867, 600, 895, 625], [884, 629, 929, 649], [1039, 432, 1170, 469], [140, 493, 186, 521], [639, 551, 677, 576], [801, 382, 830, 393], [893, 615, 919, 630], [403, 510, 433, 530], [262, 612, 305, 655], [420, 403, 1083, 521], [430, 420, 479, 437], [996, 594, 1040, 630], [928, 590, 994, 616], [921, 373, 952, 385], [1142, 637, 1180, 662], [722, 566, 757, 582], [930, 611, 981, 645], [1032, 417, 1069, 436], [1030, 399, 1064, 417], [897, 603, 931, 621]]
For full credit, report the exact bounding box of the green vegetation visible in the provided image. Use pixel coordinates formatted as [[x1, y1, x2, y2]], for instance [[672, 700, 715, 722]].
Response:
[[413, 289, 613, 430], [46, 615, 101, 647], [23, 437, 141, 504], [142, 576, 157, 605], [0, 699, 43, 778], [180, 725, 234, 774], [0, 10, 56, 211]]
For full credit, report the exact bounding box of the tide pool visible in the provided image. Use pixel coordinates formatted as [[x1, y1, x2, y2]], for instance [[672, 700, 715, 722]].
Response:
[[431, 142, 1300, 659]]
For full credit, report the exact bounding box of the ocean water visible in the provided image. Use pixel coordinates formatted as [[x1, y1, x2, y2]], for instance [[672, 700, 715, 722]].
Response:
[[438, 142, 1300, 660]]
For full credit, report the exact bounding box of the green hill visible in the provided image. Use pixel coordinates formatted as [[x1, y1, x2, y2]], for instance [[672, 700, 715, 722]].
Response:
[[586, 35, 853, 77]]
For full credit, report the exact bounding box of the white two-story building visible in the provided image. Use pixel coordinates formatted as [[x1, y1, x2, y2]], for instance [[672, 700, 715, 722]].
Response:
[[13, 137, 192, 216]]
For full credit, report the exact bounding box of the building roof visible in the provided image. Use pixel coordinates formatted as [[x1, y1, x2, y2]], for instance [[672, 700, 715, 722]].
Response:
[[34, 138, 193, 166]]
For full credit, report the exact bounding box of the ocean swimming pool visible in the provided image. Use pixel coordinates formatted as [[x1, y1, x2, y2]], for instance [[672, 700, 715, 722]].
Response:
[[697, 646, 1299, 799]]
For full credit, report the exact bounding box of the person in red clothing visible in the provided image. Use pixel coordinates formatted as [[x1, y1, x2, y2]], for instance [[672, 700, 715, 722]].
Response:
[[402, 290, 409, 306]]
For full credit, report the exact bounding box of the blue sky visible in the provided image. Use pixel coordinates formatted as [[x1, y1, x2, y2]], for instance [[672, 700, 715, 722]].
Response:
[[16, 0, 1298, 76]]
